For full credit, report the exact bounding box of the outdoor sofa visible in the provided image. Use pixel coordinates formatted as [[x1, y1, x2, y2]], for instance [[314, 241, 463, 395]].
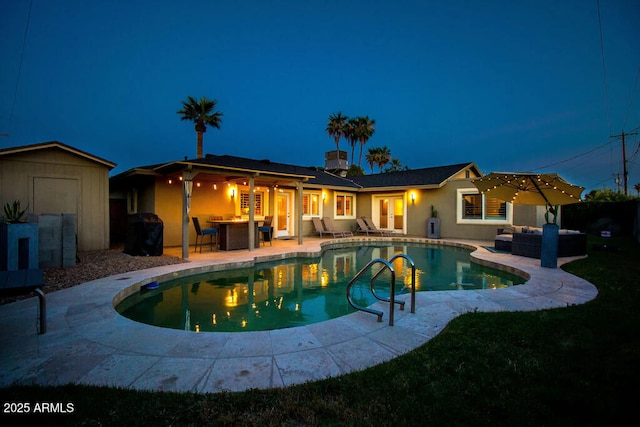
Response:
[[495, 226, 587, 259]]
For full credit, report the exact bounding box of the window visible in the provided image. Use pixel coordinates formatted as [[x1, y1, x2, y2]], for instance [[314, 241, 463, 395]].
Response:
[[335, 193, 355, 218], [302, 192, 321, 217], [127, 188, 137, 214], [457, 189, 510, 223], [240, 191, 263, 216]]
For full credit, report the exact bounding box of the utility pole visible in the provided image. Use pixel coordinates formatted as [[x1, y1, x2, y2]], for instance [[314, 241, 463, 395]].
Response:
[[611, 130, 639, 196]]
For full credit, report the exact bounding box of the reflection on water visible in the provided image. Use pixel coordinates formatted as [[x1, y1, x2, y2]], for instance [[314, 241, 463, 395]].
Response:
[[117, 243, 525, 332]]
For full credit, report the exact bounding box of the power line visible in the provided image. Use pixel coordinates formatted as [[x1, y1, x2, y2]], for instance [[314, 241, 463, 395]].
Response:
[[624, 66, 640, 130], [4, 0, 33, 137], [596, 0, 611, 135], [531, 139, 614, 171]]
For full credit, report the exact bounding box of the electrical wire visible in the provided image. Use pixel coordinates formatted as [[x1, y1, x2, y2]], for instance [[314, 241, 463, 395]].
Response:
[[596, 0, 612, 136], [623, 66, 640, 130], [5, 0, 33, 138], [531, 139, 615, 171]]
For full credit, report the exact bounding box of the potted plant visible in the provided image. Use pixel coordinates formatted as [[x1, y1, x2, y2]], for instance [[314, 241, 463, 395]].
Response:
[[3, 200, 29, 224], [541, 204, 560, 268], [427, 205, 440, 238], [1, 200, 39, 271]]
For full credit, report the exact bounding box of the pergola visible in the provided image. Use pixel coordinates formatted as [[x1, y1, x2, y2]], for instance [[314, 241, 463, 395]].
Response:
[[153, 156, 315, 258]]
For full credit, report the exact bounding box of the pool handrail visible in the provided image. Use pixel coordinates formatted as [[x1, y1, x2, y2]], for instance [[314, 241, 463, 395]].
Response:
[[380, 253, 416, 314], [346, 258, 395, 324]]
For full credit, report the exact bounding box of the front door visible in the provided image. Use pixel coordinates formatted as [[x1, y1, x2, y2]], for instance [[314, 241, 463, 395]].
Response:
[[376, 196, 404, 232], [276, 192, 291, 237]]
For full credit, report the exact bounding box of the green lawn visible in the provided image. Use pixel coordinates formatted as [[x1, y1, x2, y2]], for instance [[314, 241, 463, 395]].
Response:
[[2, 236, 638, 426]]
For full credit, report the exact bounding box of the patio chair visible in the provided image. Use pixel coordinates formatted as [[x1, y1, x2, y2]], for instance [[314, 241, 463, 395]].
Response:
[[192, 217, 218, 252], [356, 217, 385, 236], [312, 217, 342, 238], [362, 217, 394, 236], [355, 217, 370, 235], [258, 216, 273, 246], [323, 217, 353, 237]]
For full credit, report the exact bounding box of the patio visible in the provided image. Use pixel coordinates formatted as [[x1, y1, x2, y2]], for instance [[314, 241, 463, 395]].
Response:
[[0, 237, 597, 393]]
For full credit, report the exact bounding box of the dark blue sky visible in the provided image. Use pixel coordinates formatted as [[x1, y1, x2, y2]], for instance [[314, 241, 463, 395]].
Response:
[[1, 0, 639, 194]]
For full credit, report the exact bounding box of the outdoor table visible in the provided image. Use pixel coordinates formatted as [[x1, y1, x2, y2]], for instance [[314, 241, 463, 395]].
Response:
[[208, 221, 259, 251]]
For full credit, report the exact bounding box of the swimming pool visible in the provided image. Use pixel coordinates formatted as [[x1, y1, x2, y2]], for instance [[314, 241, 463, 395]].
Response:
[[116, 242, 525, 332]]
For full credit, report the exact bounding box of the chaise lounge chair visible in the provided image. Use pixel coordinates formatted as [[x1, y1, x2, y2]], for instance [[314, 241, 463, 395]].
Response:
[[356, 217, 386, 236], [323, 217, 353, 237], [312, 217, 343, 238], [362, 217, 394, 236]]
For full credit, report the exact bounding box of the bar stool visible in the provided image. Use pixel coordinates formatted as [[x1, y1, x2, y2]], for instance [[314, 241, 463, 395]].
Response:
[[258, 216, 273, 246], [192, 217, 218, 252]]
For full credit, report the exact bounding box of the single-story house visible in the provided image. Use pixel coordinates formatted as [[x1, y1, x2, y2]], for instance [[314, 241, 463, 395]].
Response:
[[0, 141, 116, 251], [110, 151, 540, 258]]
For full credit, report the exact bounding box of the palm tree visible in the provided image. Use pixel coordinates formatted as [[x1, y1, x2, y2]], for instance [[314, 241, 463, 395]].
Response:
[[177, 96, 223, 159], [365, 147, 379, 174], [355, 116, 375, 169], [366, 146, 391, 173], [326, 112, 348, 152], [635, 183, 640, 197], [346, 118, 359, 167], [375, 146, 391, 172]]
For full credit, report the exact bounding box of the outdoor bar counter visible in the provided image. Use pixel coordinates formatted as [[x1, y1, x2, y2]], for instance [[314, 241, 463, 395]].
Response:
[[213, 221, 260, 251]]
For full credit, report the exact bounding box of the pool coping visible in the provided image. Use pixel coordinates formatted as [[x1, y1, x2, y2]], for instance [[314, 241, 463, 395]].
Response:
[[0, 237, 597, 393]]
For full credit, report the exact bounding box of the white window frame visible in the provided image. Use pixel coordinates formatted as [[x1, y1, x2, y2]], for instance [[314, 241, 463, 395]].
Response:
[[240, 190, 265, 216], [456, 189, 512, 224], [302, 191, 322, 219], [334, 192, 356, 219]]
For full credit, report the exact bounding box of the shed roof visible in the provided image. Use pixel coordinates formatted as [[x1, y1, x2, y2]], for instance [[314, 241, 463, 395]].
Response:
[[0, 141, 116, 169]]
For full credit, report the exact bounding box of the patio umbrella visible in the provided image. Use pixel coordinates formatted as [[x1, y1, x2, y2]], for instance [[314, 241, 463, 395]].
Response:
[[471, 172, 584, 208], [472, 172, 584, 268]]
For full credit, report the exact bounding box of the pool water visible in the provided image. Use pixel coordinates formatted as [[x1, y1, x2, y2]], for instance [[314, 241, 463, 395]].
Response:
[[116, 243, 525, 332]]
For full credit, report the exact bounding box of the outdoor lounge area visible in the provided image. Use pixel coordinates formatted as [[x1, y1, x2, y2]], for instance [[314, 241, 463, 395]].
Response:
[[495, 226, 588, 258]]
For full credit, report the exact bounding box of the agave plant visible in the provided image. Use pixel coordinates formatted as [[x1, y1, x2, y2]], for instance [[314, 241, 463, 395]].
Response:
[[2, 200, 29, 224], [544, 204, 559, 225]]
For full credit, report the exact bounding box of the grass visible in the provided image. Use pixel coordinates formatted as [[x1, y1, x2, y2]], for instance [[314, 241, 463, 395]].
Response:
[[1, 236, 639, 426]]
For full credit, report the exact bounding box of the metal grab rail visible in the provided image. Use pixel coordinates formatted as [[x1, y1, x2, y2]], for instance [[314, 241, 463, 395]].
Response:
[[376, 254, 416, 314], [345, 254, 416, 326]]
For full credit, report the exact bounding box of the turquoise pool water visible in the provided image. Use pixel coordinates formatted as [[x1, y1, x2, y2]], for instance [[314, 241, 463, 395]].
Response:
[[116, 243, 525, 332]]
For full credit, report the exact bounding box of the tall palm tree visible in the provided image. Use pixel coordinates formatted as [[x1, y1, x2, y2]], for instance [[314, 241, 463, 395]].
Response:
[[375, 146, 391, 172], [365, 147, 379, 174], [177, 96, 223, 159], [346, 118, 359, 167], [355, 116, 375, 169], [326, 112, 348, 152]]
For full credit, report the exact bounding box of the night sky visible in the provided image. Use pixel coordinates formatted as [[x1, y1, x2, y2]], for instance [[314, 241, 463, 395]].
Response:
[[1, 0, 639, 194]]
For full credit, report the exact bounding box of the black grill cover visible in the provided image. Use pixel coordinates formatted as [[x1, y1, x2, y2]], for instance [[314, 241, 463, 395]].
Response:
[[123, 213, 164, 256]]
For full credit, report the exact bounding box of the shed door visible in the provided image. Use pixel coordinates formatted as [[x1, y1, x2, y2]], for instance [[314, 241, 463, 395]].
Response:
[[33, 177, 78, 215]]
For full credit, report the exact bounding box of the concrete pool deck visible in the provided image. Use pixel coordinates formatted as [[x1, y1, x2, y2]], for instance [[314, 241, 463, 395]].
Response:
[[0, 237, 597, 393]]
